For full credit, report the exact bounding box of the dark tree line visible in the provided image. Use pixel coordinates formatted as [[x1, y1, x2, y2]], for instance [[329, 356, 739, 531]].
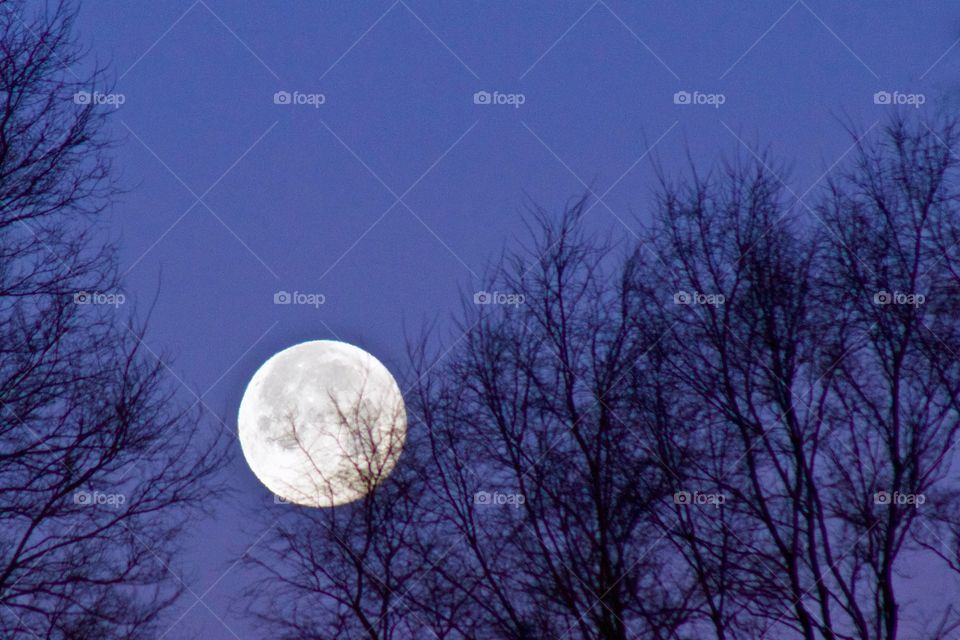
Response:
[[11, 1, 959, 638], [0, 3, 225, 638], [245, 114, 960, 640]]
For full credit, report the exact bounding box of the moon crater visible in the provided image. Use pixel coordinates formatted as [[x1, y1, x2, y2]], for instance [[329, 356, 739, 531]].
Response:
[[238, 340, 407, 507]]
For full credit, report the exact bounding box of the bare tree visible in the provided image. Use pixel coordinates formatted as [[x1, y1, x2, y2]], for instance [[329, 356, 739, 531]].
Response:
[[818, 116, 960, 640], [242, 116, 960, 640], [644, 117, 960, 640], [407, 199, 695, 640], [0, 2, 225, 638], [244, 204, 695, 640], [241, 380, 431, 640]]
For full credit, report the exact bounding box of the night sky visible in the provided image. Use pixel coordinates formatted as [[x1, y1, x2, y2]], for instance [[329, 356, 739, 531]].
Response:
[[73, 2, 960, 637]]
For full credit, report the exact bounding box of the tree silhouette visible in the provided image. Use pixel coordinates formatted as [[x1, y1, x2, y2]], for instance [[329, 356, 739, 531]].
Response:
[[0, 2, 225, 638], [634, 117, 960, 640], [241, 380, 426, 640], [245, 115, 960, 640]]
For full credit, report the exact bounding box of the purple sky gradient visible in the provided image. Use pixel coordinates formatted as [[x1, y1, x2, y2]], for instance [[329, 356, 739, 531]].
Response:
[[74, 2, 960, 637]]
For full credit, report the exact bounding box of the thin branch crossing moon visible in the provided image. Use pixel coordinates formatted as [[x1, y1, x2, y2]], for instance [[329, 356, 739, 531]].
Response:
[[238, 340, 407, 507]]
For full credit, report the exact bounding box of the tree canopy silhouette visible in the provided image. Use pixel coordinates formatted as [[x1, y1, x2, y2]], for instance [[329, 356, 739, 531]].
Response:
[[0, 3, 225, 638], [246, 114, 960, 640]]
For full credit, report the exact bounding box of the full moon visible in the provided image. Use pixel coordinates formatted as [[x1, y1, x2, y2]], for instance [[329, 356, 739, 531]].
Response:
[[238, 340, 407, 507]]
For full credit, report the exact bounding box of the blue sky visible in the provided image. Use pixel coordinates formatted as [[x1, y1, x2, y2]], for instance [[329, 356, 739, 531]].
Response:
[[74, 2, 960, 637]]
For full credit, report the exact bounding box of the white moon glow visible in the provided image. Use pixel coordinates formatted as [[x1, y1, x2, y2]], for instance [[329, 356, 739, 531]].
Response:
[[238, 340, 407, 507]]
